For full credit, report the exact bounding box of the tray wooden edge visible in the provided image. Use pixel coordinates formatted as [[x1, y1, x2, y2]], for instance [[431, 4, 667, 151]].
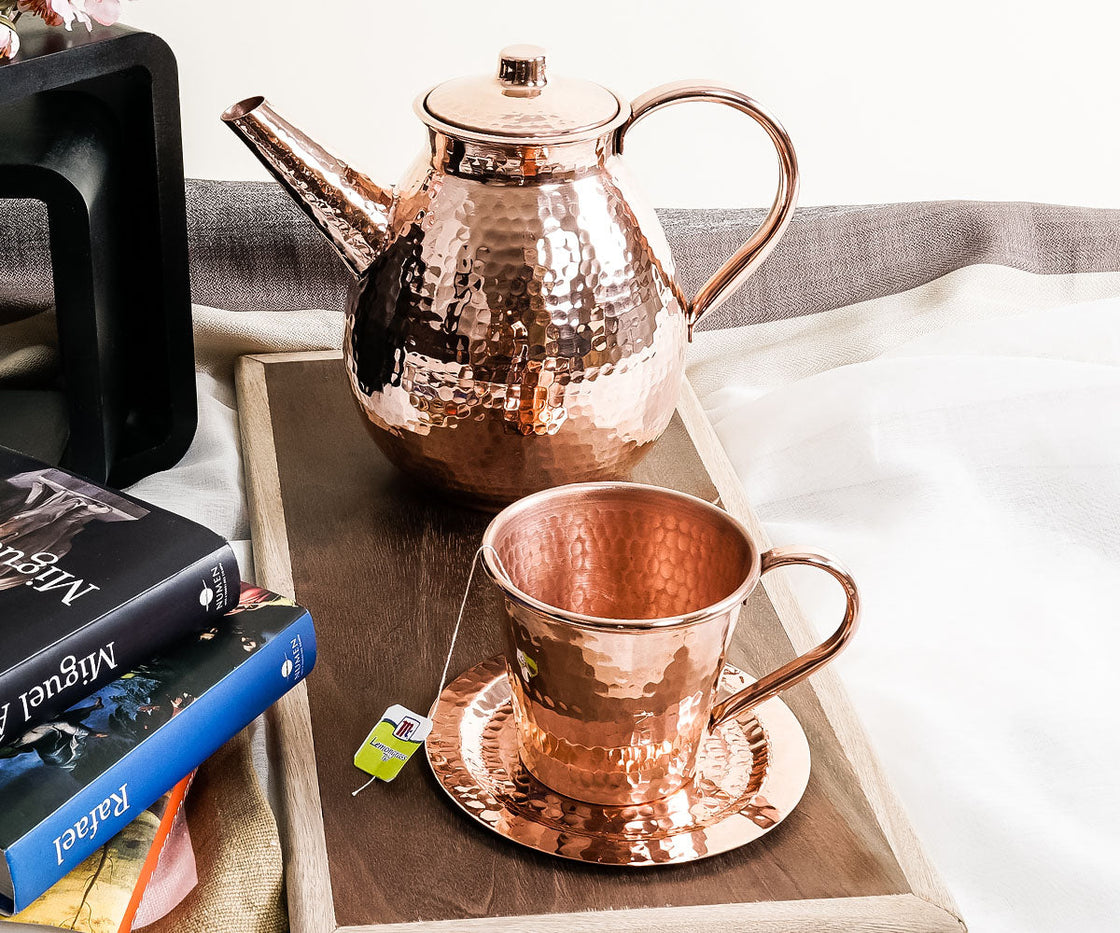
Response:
[[236, 351, 966, 933], [238, 353, 338, 933], [237, 353, 298, 599], [339, 893, 958, 933]]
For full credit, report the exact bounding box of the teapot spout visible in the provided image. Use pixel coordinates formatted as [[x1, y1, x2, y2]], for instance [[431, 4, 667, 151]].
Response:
[[221, 96, 392, 278]]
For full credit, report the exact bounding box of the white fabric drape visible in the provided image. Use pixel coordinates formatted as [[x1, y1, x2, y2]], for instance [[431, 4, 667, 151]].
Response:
[[691, 265, 1120, 933]]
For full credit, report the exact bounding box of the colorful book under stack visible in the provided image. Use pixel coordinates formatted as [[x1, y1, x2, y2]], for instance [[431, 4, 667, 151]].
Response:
[[0, 447, 318, 914], [2, 773, 194, 932]]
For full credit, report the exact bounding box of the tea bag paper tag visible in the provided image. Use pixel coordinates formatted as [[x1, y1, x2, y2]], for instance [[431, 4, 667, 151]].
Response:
[[353, 704, 433, 784]]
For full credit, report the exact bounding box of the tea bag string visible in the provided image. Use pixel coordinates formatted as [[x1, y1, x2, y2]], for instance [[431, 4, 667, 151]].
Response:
[[437, 543, 504, 698], [351, 543, 506, 798]]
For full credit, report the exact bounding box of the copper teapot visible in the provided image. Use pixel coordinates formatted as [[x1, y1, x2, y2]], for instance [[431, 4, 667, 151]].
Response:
[[223, 46, 798, 508]]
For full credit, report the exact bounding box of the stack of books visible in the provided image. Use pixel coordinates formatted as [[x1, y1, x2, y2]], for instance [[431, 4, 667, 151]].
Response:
[[0, 446, 317, 928]]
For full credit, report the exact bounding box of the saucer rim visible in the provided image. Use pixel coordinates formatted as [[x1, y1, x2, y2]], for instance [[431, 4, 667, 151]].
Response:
[[425, 654, 812, 868]]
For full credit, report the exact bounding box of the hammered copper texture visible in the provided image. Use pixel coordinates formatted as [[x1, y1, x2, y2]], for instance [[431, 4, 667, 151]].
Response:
[[481, 483, 759, 803], [427, 656, 810, 865], [222, 97, 392, 277], [345, 139, 686, 508], [485, 483, 756, 621], [223, 50, 799, 508], [425, 45, 621, 137]]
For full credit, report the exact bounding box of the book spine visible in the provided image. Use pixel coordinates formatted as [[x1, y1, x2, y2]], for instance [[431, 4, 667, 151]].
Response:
[[5, 609, 315, 913], [0, 544, 240, 745]]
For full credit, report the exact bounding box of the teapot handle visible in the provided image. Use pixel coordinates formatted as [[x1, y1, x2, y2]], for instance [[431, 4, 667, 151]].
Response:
[[615, 83, 799, 339]]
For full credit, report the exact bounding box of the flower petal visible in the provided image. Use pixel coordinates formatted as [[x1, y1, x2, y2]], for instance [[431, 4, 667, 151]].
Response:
[[85, 0, 120, 25]]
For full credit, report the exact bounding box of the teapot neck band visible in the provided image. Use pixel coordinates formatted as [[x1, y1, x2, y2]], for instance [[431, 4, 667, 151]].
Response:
[[431, 132, 613, 182]]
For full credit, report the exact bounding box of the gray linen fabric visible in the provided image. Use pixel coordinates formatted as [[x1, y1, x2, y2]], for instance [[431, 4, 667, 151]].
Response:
[[662, 201, 1120, 328], [3, 183, 1119, 333], [0, 198, 52, 327]]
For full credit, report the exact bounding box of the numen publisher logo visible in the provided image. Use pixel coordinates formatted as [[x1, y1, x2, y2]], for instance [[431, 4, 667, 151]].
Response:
[[204, 560, 230, 612]]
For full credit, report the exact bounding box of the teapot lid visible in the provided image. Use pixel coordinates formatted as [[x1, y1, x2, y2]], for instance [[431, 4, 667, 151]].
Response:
[[420, 45, 626, 143]]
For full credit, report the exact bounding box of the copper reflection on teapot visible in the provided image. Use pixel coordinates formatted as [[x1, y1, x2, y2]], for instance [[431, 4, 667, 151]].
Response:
[[222, 46, 798, 507]]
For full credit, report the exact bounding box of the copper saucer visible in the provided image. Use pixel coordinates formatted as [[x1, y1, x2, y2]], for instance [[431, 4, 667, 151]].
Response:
[[426, 656, 811, 866]]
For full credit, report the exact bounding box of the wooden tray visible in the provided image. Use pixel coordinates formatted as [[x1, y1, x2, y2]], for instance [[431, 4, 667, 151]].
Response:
[[237, 351, 965, 933]]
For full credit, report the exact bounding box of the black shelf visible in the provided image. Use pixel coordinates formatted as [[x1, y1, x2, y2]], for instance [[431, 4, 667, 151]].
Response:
[[0, 18, 195, 486]]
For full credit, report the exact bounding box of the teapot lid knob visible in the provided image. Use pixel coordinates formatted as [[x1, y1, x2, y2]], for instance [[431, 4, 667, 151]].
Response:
[[498, 44, 547, 90], [421, 45, 623, 140]]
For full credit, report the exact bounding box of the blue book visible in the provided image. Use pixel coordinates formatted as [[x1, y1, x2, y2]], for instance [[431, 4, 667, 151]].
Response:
[[0, 584, 316, 914]]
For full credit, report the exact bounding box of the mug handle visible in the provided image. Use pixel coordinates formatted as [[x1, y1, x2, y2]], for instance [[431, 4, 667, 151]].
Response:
[[614, 82, 800, 339], [709, 547, 860, 728]]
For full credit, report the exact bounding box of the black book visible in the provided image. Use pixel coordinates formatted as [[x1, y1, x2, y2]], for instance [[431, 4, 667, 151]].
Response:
[[0, 446, 240, 745]]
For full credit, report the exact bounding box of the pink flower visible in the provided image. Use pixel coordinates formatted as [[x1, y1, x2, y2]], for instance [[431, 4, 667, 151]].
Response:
[[0, 20, 19, 61], [16, 0, 123, 31], [84, 0, 121, 26], [17, 0, 76, 29], [10, 0, 128, 35]]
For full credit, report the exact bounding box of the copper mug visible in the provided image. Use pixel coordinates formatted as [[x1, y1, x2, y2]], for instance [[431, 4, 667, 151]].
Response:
[[481, 482, 860, 806]]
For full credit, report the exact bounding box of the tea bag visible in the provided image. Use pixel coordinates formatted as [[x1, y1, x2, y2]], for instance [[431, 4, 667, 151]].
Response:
[[351, 545, 498, 794], [352, 705, 433, 789]]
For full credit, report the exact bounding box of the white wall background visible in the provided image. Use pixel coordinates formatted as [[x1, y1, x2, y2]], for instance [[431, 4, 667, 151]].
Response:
[[122, 0, 1120, 209]]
